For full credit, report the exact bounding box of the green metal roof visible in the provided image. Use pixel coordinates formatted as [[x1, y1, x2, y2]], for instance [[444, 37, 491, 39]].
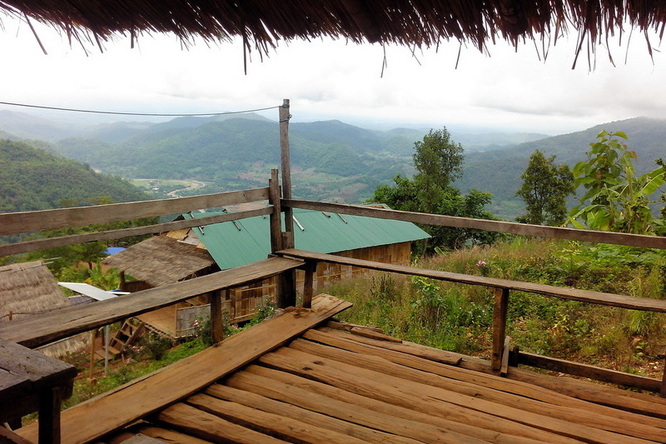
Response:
[[184, 208, 430, 270]]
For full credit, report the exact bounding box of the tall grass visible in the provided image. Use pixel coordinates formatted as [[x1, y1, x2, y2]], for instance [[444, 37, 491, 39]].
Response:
[[328, 238, 666, 377]]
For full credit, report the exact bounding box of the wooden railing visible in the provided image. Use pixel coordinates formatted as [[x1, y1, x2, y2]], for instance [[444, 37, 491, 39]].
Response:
[[1, 174, 665, 397], [279, 246, 666, 396]]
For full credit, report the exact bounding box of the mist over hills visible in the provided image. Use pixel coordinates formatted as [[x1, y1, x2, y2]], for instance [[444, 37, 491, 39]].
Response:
[[0, 108, 663, 220]]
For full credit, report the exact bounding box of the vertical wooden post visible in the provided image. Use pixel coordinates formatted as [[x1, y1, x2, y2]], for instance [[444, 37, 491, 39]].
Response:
[[302, 260, 317, 309], [659, 358, 666, 398], [38, 387, 62, 444], [277, 99, 296, 309], [88, 329, 97, 381], [268, 169, 283, 254], [210, 290, 224, 343], [492, 287, 510, 373], [280, 98, 294, 249]]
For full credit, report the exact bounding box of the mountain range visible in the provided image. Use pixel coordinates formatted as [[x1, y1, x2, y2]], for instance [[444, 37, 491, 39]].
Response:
[[0, 109, 663, 220]]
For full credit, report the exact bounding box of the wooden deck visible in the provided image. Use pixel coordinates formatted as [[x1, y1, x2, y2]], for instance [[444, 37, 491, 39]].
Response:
[[16, 295, 666, 444]]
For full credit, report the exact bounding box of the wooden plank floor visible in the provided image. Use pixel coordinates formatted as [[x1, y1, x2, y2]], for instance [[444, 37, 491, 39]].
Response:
[[99, 321, 666, 444]]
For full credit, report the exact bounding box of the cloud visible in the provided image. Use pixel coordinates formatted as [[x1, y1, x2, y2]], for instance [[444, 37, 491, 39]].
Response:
[[1, 17, 666, 135]]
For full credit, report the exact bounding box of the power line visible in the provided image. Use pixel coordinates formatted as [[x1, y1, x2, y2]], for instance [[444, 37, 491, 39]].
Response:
[[0, 100, 280, 117]]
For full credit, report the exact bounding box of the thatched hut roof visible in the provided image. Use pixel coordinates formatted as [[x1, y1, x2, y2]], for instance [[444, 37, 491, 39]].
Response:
[[0, 260, 88, 356], [103, 235, 217, 287], [0, 260, 69, 322], [1, 0, 664, 57]]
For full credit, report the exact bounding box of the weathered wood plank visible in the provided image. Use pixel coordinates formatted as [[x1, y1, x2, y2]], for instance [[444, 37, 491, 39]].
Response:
[[16, 294, 351, 444], [0, 257, 303, 348], [187, 393, 370, 444], [279, 249, 666, 312], [157, 403, 283, 444], [517, 351, 663, 392], [0, 207, 272, 257], [492, 287, 510, 372], [284, 199, 666, 249], [129, 426, 213, 444], [313, 327, 666, 428], [0, 188, 269, 236], [244, 365, 556, 444], [260, 346, 651, 444], [203, 384, 420, 444], [292, 335, 666, 442], [226, 369, 542, 444]]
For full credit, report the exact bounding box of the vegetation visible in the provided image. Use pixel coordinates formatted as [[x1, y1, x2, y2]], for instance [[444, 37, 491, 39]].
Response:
[[328, 238, 666, 377], [0, 139, 148, 213], [516, 149, 574, 226], [371, 128, 499, 251], [569, 131, 666, 234]]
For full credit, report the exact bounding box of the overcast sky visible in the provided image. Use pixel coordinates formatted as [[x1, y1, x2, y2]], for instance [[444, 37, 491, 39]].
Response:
[[1, 15, 666, 135]]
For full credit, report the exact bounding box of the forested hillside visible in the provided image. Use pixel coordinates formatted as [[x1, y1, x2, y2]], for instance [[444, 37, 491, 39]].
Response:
[[0, 139, 148, 212], [458, 117, 666, 218]]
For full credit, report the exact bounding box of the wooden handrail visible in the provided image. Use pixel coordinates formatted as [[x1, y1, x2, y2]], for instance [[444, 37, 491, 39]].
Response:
[[278, 249, 666, 312], [278, 248, 666, 394], [0, 187, 269, 235], [284, 199, 666, 250], [0, 257, 303, 348], [0, 207, 272, 257]]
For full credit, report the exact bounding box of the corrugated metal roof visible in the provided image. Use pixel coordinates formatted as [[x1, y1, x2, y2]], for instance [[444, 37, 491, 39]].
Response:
[[184, 208, 430, 270]]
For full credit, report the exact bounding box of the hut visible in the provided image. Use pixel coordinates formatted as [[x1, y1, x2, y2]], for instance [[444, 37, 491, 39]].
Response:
[[103, 208, 429, 334], [103, 235, 219, 338], [0, 260, 85, 357]]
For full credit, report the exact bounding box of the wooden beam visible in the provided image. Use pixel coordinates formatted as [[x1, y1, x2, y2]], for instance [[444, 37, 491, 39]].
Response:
[[0, 207, 273, 257], [268, 169, 283, 253], [661, 359, 666, 397], [283, 199, 666, 250], [278, 249, 666, 312], [0, 257, 303, 348], [517, 351, 663, 392], [302, 261, 316, 309], [210, 290, 224, 343], [16, 295, 352, 444], [279, 99, 294, 249], [0, 188, 269, 236], [492, 288, 509, 373]]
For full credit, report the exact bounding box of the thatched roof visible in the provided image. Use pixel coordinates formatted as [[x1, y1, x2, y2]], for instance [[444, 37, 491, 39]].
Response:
[[0, 260, 69, 322], [1, 0, 664, 57], [103, 235, 217, 287]]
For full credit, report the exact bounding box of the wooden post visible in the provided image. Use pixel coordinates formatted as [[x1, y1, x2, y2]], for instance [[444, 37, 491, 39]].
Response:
[[659, 358, 666, 398], [302, 260, 317, 309], [210, 290, 224, 343], [268, 169, 283, 254], [277, 99, 296, 309], [38, 387, 62, 444], [492, 287, 510, 373], [279, 99, 294, 249], [88, 329, 97, 381]]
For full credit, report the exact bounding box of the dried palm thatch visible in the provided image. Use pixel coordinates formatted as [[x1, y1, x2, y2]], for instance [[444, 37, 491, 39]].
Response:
[[0, 0, 664, 59], [0, 260, 87, 357], [103, 235, 217, 287], [0, 260, 69, 322]]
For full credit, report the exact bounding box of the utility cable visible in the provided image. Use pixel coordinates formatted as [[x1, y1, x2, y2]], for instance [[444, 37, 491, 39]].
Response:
[[0, 100, 280, 117]]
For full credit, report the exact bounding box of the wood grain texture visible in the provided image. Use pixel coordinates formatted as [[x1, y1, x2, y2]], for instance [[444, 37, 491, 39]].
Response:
[[16, 294, 352, 444], [0, 188, 269, 236], [0, 257, 302, 348], [0, 207, 272, 257], [279, 249, 666, 312], [285, 199, 666, 249]]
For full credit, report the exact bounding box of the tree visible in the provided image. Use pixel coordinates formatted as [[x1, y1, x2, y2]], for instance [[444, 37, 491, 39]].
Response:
[[516, 150, 574, 226], [413, 128, 463, 185], [569, 131, 666, 234], [371, 127, 498, 251]]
